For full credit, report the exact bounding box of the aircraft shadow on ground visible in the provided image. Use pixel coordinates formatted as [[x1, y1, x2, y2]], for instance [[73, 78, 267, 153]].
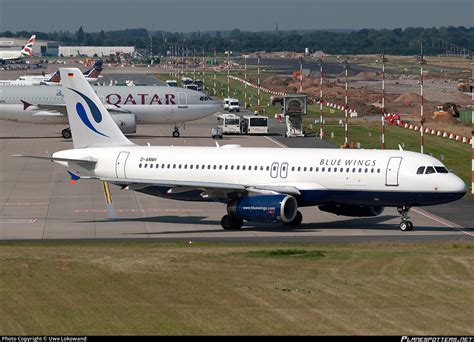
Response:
[[85, 214, 457, 235]]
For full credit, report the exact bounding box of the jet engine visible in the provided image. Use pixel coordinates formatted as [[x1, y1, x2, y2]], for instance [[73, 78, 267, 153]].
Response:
[[227, 195, 298, 223], [318, 204, 384, 217], [111, 113, 137, 134]]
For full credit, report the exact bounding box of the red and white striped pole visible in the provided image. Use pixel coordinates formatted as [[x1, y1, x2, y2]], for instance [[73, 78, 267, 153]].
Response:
[[319, 56, 324, 140], [381, 52, 387, 149], [419, 42, 426, 154], [344, 59, 349, 146], [471, 76, 473, 193], [299, 56, 303, 93]]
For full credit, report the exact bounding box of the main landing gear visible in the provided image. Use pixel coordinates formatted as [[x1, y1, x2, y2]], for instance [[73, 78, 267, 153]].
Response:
[[62, 127, 72, 139], [221, 215, 243, 230], [397, 205, 414, 231], [172, 123, 183, 138]]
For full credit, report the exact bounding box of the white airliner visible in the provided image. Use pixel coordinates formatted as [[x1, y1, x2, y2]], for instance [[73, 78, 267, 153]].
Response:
[[16, 68, 467, 231], [14, 60, 103, 85], [0, 35, 36, 61], [0, 83, 220, 138]]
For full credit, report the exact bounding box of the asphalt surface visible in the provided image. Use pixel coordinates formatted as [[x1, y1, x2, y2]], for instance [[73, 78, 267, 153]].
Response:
[[0, 113, 472, 242]]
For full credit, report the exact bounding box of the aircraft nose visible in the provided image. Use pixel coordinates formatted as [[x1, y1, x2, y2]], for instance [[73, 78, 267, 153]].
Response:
[[450, 175, 468, 194]]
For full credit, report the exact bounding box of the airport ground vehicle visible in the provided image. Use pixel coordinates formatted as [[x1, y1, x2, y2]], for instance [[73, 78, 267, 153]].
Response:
[[217, 113, 241, 134], [241, 115, 268, 134], [228, 99, 240, 112], [185, 84, 198, 91], [222, 98, 231, 110], [166, 80, 177, 87]]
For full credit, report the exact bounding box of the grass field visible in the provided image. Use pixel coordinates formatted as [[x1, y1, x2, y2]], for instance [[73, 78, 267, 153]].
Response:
[[0, 241, 473, 335]]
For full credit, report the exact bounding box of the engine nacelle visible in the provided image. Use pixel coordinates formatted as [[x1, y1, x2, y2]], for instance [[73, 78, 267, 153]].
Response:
[[228, 195, 298, 223], [318, 204, 384, 217], [111, 113, 137, 134]]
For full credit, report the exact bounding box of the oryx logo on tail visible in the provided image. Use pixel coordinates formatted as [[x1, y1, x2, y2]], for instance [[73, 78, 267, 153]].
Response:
[[68, 88, 109, 138]]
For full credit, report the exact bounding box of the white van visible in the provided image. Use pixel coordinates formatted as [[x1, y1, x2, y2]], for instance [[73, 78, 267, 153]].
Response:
[[228, 99, 240, 112], [223, 98, 231, 110]]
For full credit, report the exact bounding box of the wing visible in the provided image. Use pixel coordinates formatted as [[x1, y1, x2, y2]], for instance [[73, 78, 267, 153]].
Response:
[[100, 176, 323, 201]]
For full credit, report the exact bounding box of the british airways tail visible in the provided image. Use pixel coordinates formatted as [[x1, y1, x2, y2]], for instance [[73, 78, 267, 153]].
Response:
[[60, 68, 134, 149], [21, 35, 36, 57]]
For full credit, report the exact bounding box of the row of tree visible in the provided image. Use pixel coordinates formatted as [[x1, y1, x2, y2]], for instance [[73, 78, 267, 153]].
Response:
[[1, 26, 472, 55]]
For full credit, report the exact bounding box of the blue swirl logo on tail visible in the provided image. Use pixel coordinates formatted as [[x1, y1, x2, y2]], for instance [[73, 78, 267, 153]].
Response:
[[68, 87, 109, 137]]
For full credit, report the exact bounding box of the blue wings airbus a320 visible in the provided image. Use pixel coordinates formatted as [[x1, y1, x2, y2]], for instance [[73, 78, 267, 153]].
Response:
[[15, 68, 467, 231]]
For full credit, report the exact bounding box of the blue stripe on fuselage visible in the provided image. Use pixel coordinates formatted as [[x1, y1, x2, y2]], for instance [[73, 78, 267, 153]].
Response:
[[132, 186, 465, 207]]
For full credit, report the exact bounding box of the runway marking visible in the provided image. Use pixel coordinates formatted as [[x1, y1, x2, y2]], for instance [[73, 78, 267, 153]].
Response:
[[412, 207, 474, 237], [4, 202, 49, 206], [0, 218, 37, 224], [75, 208, 205, 213], [264, 136, 287, 148]]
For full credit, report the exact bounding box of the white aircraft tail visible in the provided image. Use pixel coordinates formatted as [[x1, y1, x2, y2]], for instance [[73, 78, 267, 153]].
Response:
[[60, 68, 134, 149], [21, 35, 35, 57]]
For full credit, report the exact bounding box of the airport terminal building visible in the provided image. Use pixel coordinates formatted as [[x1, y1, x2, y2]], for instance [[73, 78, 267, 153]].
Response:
[[58, 46, 135, 57]]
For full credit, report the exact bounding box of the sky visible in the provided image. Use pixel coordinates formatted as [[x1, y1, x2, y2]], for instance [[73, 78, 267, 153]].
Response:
[[0, 0, 472, 33]]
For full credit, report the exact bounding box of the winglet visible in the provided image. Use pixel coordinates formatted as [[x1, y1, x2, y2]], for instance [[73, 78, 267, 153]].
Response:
[[67, 170, 80, 185]]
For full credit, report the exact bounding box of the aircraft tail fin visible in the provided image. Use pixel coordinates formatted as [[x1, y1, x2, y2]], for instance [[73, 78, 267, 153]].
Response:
[[60, 68, 134, 149], [45, 70, 61, 83], [83, 59, 103, 79], [21, 35, 36, 57]]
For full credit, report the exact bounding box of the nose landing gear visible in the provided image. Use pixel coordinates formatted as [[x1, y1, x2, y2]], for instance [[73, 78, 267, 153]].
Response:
[[397, 206, 413, 231], [172, 123, 184, 138]]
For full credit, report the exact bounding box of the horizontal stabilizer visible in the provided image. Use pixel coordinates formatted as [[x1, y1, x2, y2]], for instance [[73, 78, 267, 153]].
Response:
[[12, 154, 97, 165]]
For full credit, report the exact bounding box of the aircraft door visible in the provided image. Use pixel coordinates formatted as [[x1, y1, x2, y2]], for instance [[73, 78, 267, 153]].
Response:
[[177, 92, 188, 108], [115, 151, 130, 179], [270, 162, 279, 178], [385, 157, 402, 186]]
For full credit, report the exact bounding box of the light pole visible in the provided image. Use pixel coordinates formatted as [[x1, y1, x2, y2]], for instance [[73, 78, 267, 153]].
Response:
[[299, 56, 303, 93], [257, 52, 261, 113], [343, 59, 349, 146], [417, 42, 427, 154], [381, 52, 388, 149], [244, 54, 248, 109], [319, 56, 324, 140], [227, 50, 231, 98], [213, 49, 216, 96]]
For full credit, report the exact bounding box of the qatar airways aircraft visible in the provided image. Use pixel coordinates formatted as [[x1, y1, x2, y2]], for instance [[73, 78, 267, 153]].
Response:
[[0, 81, 220, 138], [16, 68, 467, 231]]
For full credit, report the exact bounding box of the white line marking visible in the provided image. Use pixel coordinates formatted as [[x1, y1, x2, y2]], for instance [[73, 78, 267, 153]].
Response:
[[264, 136, 287, 148], [412, 207, 474, 237]]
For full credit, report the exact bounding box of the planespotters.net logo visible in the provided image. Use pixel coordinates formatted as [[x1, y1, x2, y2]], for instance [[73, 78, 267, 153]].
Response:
[[402, 337, 473, 342]]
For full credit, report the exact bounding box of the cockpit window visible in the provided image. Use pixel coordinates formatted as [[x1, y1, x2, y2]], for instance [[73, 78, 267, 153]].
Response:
[[425, 166, 436, 174], [416, 167, 425, 174], [435, 166, 449, 173]]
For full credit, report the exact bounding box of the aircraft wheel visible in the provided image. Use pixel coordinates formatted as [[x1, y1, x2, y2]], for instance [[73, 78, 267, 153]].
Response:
[[62, 128, 71, 139], [400, 221, 414, 232], [221, 215, 243, 230], [284, 211, 303, 226], [172, 130, 180, 138]]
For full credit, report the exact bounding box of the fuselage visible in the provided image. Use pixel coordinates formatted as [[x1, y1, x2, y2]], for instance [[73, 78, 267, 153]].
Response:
[[53, 146, 467, 207], [0, 85, 220, 124], [0, 50, 24, 61]]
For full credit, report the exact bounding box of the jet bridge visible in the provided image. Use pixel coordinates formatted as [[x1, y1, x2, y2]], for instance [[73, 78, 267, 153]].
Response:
[[283, 94, 307, 138]]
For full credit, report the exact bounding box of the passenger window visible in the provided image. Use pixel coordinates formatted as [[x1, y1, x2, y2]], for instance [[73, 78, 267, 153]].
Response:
[[328, 167, 331, 172], [184, 165, 188, 169], [231, 166, 234, 170], [291, 167, 295, 171], [416, 167, 425, 174], [213, 165, 216, 170], [144, 164, 148, 168], [242, 166, 246, 170], [309, 167, 313, 172], [377, 169, 381, 173], [297, 167, 301, 172], [425, 166, 436, 174], [225, 165, 228, 170], [334, 168, 337, 173], [322, 167, 325, 172], [190, 165, 193, 169], [266, 166, 270, 171], [156, 164, 159, 168], [139, 164, 142, 168], [179, 164, 182, 169], [237, 165, 240, 170], [315, 167, 319, 172]]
